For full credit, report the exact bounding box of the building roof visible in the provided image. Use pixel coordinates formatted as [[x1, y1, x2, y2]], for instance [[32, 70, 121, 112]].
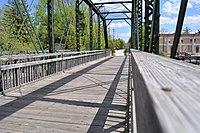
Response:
[[160, 33, 200, 37]]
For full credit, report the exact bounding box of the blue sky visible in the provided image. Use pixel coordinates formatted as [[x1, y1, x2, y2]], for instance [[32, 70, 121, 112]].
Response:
[[1, 0, 200, 42], [160, 0, 200, 33]]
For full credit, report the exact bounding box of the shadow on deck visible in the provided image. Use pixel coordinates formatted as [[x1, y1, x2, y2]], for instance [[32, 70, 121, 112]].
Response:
[[0, 56, 128, 133]]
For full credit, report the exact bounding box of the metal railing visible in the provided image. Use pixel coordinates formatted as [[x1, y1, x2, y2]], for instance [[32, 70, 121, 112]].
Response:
[[0, 50, 110, 94], [0, 50, 105, 66]]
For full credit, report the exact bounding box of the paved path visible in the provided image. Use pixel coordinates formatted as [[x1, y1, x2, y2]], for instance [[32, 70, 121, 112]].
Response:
[[0, 56, 128, 133], [115, 49, 125, 56]]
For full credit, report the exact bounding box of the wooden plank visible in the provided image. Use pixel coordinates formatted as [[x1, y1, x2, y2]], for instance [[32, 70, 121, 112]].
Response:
[[0, 56, 127, 132], [131, 50, 200, 133]]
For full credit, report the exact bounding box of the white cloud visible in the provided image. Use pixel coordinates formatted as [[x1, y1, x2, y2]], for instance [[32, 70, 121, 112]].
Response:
[[162, 2, 178, 16], [160, 16, 177, 25], [162, 0, 193, 16], [109, 22, 130, 29], [161, 15, 200, 26], [184, 15, 200, 26], [117, 32, 131, 37]]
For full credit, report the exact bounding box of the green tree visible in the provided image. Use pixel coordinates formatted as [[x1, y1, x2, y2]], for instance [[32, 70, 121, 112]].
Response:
[[34, 0, 107, 51], [1, 0, 35, 51], [34, 0, 48, 49], [114, 39, 125, 49], [182, 27, 192, 34]]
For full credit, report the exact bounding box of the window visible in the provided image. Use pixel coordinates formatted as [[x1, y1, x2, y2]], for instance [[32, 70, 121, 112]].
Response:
[[181, 40, 183, 43], [196, 46, 199, 53], [194, 39, 196, 43], [188, 45, 192, 52], [190, 39, 193, 43]]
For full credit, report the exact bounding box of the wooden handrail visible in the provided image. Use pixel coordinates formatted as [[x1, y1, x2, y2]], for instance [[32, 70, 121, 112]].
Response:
[[130, 50, 200, 133]]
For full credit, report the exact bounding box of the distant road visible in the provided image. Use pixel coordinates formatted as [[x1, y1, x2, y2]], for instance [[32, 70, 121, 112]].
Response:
[[115, 49, 125, 56]]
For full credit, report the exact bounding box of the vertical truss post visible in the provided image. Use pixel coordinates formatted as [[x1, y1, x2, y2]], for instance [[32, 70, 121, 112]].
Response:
[[149, 0, 160, 54], [134, 0, 138, 49], [47, 0, 55, 53], [144, 0, 153, 52], [170, 0, 188, 58], [135, 0, 139, 50], [98, 15, 101, 50], [136, 0, 142, 50], [103, 20, 108, 49], [90, 7, 93, 50], [76, 0, 80, 51], [131, 0, 135, 49]]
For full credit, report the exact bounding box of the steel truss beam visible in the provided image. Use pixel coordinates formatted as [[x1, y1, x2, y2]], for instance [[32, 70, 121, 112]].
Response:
[[136, 0, 142, 50], [101, 11, 131, 14], [94, 1, 132, 5], [76, 0, 80, 51], [145, 0, 153, 52], [145, 0, 159, 54], [47, 0, 55, 53], [98, 15, 101, 50], [82, 0, 105, 20], [107, 20, 112, 27], [131, 0, 142, 50], [170, 0, 188, 58], [131, 0, 135, 49], [149, 0, 160, 54], [133, 0, 138, 49], [106, 18, 131, 21], [103, 20, 109, 49], [90, 7, 93, 50]]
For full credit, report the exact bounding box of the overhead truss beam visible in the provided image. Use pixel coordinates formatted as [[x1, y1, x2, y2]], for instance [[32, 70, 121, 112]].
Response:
[[82, 0, 105, 21], [94, 1, 132, 5], [106, 18, 131, 21], [101, 11, 131, 14]]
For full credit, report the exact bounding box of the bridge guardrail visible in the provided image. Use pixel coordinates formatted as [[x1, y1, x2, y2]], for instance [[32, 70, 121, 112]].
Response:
[[129, 50, 200, 133], [0, 50, 105, 66], [0, 50, 110, 94]]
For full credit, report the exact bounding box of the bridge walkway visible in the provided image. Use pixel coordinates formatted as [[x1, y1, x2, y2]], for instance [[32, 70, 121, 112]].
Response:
[[0, 56, 128, 133]]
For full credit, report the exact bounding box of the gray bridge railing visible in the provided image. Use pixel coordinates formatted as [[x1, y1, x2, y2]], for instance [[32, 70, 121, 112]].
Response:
[[0, 50, 110, 94], [0, 50, 104, 66], [128, 50, 200, 133]]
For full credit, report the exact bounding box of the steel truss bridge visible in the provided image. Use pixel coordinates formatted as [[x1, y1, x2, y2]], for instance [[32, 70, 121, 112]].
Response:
[[1, 0, 200, 133]]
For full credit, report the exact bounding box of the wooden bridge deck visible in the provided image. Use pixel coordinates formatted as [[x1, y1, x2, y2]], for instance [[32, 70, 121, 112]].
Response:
[[0, 56, 128, 133]]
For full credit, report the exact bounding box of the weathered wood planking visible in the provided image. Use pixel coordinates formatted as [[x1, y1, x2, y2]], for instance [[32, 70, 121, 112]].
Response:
[[0, 56, 128, 133], [131, 50, 200, 133]]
